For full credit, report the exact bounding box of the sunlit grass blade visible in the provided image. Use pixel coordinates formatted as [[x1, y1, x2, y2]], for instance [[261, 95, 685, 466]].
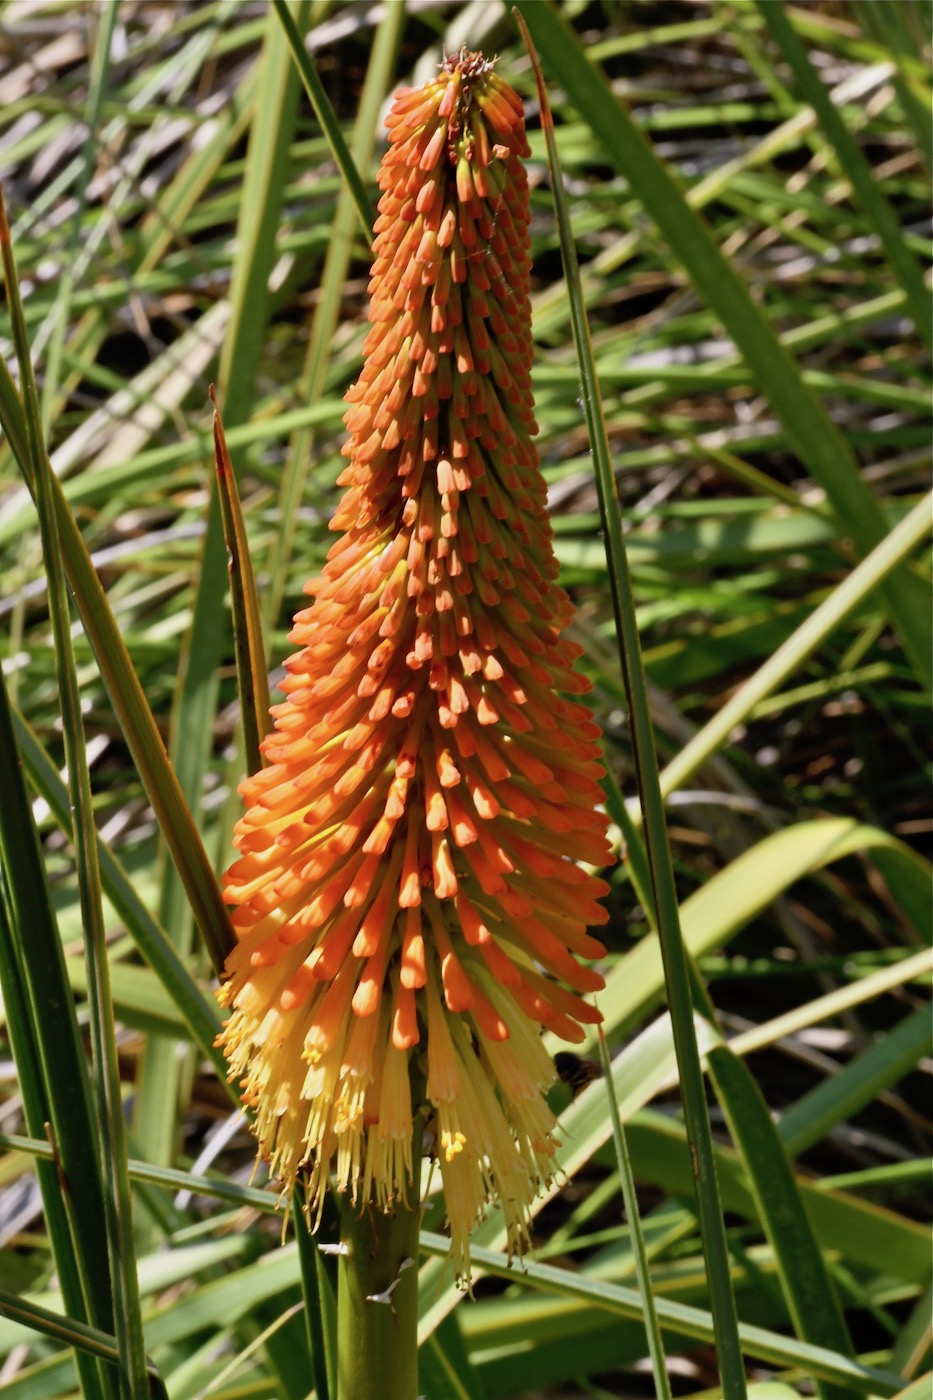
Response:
[[418, 1233, 903, 1396], [512, 0, 931, 688], [11, 707, 229, 1084], [755, 0, 932, 354], [773, 1002, 932, 1159], [211, 387, 269, 775], [39, 0, 119, 434], [659, 491, 933, 800], [601, 763, 656, 928], [0, 354, 233, 975], [0, 1290, 167, 1400], [596, 820, 932, 1039], [514, 11, 747, 1395], [271, 0, 376, 239], [729, 946, 932, 1062], [897, 1374, 933, 1400], [0, 863, 110, 1400], [707, 1044, 857, 1400], [889, 1274, 932, 1382], [596, 1027, 672, 1400], [851, 0, 933, 173], [1, 182, 152, 1398]]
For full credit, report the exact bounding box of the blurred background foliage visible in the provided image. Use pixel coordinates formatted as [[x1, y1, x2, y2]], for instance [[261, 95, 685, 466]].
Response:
[[0, 1, 930, 1397]]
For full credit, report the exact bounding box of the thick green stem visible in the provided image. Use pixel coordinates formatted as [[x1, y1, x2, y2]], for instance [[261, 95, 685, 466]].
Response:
[[337, 1179, 421, 1400]]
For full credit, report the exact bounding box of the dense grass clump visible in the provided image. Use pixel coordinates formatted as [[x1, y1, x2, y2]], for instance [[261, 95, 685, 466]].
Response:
[[0, 3, 929, 1398]]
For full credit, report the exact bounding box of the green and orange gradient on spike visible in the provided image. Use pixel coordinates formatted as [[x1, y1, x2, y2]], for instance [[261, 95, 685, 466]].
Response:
[[218, 49, 613, 1280]]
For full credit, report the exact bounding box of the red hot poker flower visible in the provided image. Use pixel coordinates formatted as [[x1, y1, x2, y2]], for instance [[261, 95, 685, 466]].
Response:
[[219, 49, 613, 1281]]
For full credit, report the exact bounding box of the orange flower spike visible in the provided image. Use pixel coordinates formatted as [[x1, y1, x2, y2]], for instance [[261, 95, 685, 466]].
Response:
[[218, 49, 614, 1284]]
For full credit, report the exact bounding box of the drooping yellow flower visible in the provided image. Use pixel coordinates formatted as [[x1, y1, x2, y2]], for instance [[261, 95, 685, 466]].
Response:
[[219, 48, 613, 1281]]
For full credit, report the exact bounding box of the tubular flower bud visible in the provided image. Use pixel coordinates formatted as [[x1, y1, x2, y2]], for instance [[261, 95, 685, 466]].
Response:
[[218, 48, 613, 1283]]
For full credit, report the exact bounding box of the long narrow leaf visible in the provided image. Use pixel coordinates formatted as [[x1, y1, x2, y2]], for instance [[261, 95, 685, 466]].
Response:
[[514, 13, 747, 1396], [659, 492, 933, 800], [11, 706, 229, 1084], [512, 0, 931, 687], [0, 350, 233, 976], [212, 387, 270, 774], [756, 0, 932, 353], [2, 179, 152, 1400], [271, 0, 376, 238], [0, 874, 109, 1400], [0, 1291, 167, 1400], [419, 1232, 902, 1396], [596, 1028, 672, 1400], [707, 1045, 856, 1400]]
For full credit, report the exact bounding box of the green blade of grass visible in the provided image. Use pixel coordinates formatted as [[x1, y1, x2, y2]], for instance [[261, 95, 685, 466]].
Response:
[[2, 182, 152, 1400], [0, 866, 110, 1400], [419, 1232, 903, 1396], [596, 1028, 672, 1400], [707, 1044, 857, 1400], [11, 705, 229, 1085], [271, 0, 376, 239], [211, 387, 270, 775], [0, 353, 233, 975], [755, 0, 933, 354], [896, 1374, 933, 1400], [512, 0, 931, 688], [774, 1002, 933, 1159], [514, 12, 747, 1396], [658, 491, 933, 802], [0, 1289, 167, 1400]]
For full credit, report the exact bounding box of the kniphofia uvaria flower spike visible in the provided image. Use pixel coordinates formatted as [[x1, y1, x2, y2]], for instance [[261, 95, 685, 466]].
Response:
[[219, 48, 613, 1281]]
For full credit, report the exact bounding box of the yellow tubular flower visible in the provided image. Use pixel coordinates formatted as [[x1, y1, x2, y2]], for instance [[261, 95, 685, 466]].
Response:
[[219, 48, 613, 1282]]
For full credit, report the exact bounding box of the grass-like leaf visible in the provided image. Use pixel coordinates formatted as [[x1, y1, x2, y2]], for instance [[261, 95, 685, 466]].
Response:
[[419, 1232, 903, 1395], [755, 1, 932, 354], [271, 0, 376, 239], [211, 387, 269, 775], [707, 1044, 857, 1400], [596, 1028, 672, 1400], [515, 11, 747, 1393], [512, 0, 931, 687]]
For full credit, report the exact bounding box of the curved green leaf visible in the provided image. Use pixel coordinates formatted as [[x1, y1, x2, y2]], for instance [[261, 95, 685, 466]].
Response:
[[512, 0, 931, 685], [596, 819, 932, 1039], [707, 1044, 856, 1400]]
